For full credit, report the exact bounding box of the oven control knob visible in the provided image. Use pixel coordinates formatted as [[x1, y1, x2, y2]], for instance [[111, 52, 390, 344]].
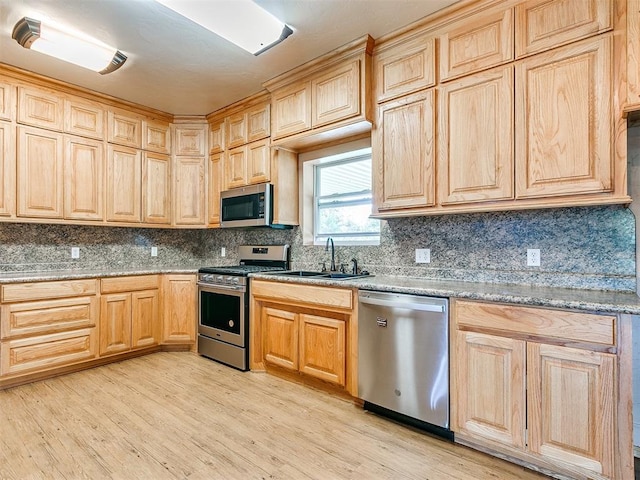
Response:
[[216, 276, 224, 283], [232, 277, 239, 285]]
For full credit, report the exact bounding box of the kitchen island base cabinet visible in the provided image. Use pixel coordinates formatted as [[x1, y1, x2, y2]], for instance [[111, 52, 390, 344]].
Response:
[[451, 299, 631, 480], [251, 280, 356, 395]]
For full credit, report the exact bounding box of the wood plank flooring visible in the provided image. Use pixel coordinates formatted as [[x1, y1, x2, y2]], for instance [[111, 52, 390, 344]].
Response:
[[0, 352, 548, 479]]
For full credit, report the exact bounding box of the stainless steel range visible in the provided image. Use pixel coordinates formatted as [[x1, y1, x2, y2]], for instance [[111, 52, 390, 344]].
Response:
[[197, 244, 290, 371]]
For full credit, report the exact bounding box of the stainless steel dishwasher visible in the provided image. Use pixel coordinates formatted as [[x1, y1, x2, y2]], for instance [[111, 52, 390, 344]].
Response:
[[358, 290, 450, 432]]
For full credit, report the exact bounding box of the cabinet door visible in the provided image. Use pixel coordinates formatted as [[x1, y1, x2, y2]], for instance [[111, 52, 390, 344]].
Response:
[[225, 145, 248, 189], [247, 139, 270, 185], [439, 8, 513, 81], [106, 145, 141, 223], [299, 313, 346, 386], [162, 274, 196, 344], [271, 82, 312, 139], [374, 89, 435, 211], [108, 111, 141, 148], [515, 0, 612, 57], [227, 112, 248, 149], [0, 121, 15, 216], [143, 120, 171, 154], [64, 98, 105, 140], [209, 120, 225, 154], [99, 293, 132, 356], [312, 60, 360, 128], [438, 66, 514, 205], [17, 126, 64, 218], [143, 152, 171, 224], [208, 153, 222, 226], [515, 36, 612, 198], [64, 135, 104, 221], [174, 157, 205, 225], [0, 81, 14, 121], [527, 343, 615, 478], [453, 331, 526, 449], [17, 86, 63, 131], [374, 32, 436, 103], [131, 289, 159, 349], [263, 307, 298, 371], [247, 103, 270, 142], [175, 126, 206, 156]]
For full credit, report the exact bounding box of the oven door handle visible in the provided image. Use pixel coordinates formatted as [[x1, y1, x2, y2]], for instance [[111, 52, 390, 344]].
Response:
[[197, 282, 246, 293]]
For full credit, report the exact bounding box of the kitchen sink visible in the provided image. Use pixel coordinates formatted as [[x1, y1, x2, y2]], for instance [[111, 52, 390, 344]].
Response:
[[272, 270, 372, 280]]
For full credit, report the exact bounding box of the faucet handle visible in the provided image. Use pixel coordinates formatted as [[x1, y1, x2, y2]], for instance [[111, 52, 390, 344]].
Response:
[[319, 262, 327, 272], [339, 263, 347, 273]]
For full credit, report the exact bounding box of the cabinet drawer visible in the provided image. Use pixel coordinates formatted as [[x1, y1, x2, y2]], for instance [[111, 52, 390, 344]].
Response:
[[454, 300, 615, 346], [252, 280, 353, 310], [1, 296, 97, 339], [100, 275, 160, 294], [2, 279, 98, 303], [0, 327, 97, 376]]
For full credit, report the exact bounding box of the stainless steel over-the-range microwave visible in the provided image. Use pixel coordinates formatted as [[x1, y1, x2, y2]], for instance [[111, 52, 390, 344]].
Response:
[[220, 183, 273, 228]]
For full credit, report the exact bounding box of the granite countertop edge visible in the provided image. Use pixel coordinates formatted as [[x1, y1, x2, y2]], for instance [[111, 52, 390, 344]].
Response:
[[0, 266, 201, 283], [249, 272, 640, 315]]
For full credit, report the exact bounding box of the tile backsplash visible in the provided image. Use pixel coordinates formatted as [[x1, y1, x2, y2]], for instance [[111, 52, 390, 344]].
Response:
[[0, 205, 635, 292]]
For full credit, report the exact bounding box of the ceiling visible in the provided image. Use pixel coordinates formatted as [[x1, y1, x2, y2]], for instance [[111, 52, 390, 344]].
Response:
[[0, 0, 459, 116]]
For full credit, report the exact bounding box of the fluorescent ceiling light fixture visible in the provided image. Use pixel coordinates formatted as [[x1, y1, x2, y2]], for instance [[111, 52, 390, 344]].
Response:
[[12, 17, 127, 74], [155, 0, 293, 55]]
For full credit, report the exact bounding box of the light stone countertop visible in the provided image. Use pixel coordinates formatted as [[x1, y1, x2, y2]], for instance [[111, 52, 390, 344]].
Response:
[[0, 266, 201, 284], [250, 272, 640, 315]]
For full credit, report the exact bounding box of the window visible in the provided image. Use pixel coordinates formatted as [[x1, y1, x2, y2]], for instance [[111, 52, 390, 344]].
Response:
[[313, 148, 380, 245]]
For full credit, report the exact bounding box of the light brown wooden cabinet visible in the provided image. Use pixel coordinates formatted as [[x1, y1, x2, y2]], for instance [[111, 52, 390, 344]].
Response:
[[207, 153, 222, 226], [0, 81, 14, 121], [225, 138, 270, 189], [161, 274, 196, 345], [64, 135, 104, 221], [0, 279, 98, 378], [451, 299, 626, 480], [107, 110, 142, 148], [106, 144, 142, 223], [100, 275, 160, 356], [373, 30, 436, 103], [311, 60, 360, 128], [271, 81, 312, 140], [17, 86, 64, 131], [439, 7, 513, 81], [0, 121, 15, 217], [64, 98, 105, 140], [173, 156, 205, 225], [373, 89, 435, 212], [17, 126, 64, 219], [143, 152, 171, 225], [175, 125, 206, 156], [143, 120, 171, 154], [251, 280, 356, 394], [515, 35, 612, 199], [209, 119, 225, 154], [438, 66, 514, 205]]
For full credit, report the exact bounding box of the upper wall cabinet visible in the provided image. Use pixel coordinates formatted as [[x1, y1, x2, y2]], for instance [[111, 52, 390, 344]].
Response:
[[265, 35, 374, 150], [208, 119, 225, 154], [373, 31, 436, 104], [0, 81, 15, 121], [514, 0, 613, 57], [64, 136, 104, 221], [108, 110, 142, 148], [439, 7, 514, 82], [0, 121, 15, 217], [175, 126, 206, 156], [226, 100, 270, 149], [17, 86, 64, 131], [515, 35, 612, 199], [143, 120, 171, 154], [64, 98, 105, 140]]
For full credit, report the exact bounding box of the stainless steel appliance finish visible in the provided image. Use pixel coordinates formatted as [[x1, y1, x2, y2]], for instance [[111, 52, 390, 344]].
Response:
[[358, 291, 449, 428], [197, 244, 290, 371], [220, 183, 272, 228]]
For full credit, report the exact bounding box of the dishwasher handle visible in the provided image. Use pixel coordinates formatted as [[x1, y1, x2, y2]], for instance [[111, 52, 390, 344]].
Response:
[[359, 292, 446, 313]]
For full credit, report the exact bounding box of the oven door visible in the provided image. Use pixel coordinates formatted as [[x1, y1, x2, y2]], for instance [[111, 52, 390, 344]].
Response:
[[198, 283, 247, 347]]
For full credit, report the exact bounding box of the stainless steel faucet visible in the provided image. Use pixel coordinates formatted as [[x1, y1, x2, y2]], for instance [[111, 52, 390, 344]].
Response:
[[325, 237, 336, 272]]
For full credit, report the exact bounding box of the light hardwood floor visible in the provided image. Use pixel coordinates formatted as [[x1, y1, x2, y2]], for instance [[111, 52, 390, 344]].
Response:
[[0, 352, 547, 479]]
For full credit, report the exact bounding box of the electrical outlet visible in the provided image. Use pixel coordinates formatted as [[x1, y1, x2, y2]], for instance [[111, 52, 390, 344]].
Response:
[[71, 247, 80, 259], [527, 248, 541, 267], [221, 247, 226, 257], [151, 246, 158, 257], [415, 248, 431, 264]]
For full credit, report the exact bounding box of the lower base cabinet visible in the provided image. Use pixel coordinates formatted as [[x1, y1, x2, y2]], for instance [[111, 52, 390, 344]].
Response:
[[251, 280, 356, 394], [451, 299, 629, 480], [99, 275, 160, 356], [161, 274, 196, 345]]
